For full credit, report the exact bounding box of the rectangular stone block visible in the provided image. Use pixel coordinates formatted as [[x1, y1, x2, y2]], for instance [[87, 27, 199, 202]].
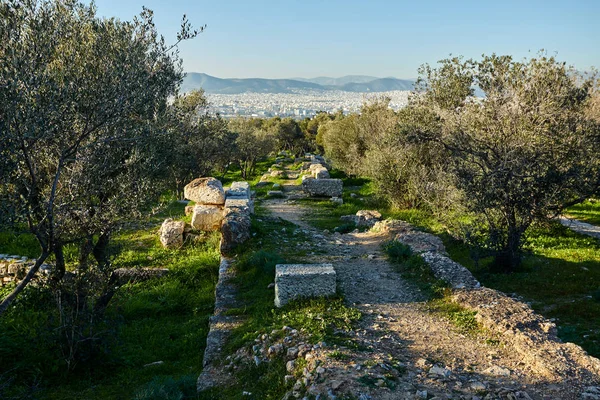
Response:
[[275, 264, 336, 307], [230, 182, 250, 198], [191, 205, 223, 231], [224, 198, 254, 214], [302, 178, 343, 197]]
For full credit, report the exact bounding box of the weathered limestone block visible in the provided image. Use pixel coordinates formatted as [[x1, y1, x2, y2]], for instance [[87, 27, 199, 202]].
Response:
[[224, 198, 254, 214], [270, 170, 285, 177], [302, 178, 343, 197], [394, 230, 447, 255], [184, 177, 225, 205], [275, 264, 336, 307], [420, 251, 480, 289], [356, 210, 382, 227], [229, 182, 250, 198], [159, 218, 185, 248], [191, 205, 223, 231], [313, 167, 330, 179], [220, 207, 251, 255]]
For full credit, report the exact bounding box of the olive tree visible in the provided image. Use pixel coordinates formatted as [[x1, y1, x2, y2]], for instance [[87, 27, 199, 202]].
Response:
[[229, 118, 277, 179], [0, 0, 201, 314], [413, 54, 600, 271]]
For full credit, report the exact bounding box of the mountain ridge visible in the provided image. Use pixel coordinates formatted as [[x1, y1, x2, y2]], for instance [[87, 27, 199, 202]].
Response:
[[181, 73, 415, 94]]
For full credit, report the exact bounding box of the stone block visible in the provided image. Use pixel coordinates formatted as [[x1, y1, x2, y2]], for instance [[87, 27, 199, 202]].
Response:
[[302, 178, 343, 197], [224, 198, 254, 214], [230, 182, 250, 198], [191, 205, 223, 231], [313, 167, 330, 179], [220, 207, 251, 255], [159, 218, 185, 248], [275, 264, 336, 307], [267, 190, 284, 197], [184, 177, 225, 205]]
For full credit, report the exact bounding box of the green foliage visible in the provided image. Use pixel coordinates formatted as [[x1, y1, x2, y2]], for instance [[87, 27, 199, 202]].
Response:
[[133, 375, 197, 400], [429, 300, 480, 335]]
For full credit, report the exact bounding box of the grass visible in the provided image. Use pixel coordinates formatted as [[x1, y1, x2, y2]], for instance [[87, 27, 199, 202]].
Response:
[[0, 200, 220, 400], [565, 199, 600, 226], [200, 204, 361, 399]]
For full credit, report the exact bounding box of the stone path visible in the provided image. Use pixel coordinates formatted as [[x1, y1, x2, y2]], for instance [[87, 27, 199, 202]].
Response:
[[262, 196, 599, 399], [559, 216, 600, 240]]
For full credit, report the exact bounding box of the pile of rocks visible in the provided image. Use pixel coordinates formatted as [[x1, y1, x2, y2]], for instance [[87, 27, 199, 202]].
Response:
[[341, 210, 383, 228], [159, 178, 253, 254], [301, 155, 343, 198], [0, 254, 51, 286]]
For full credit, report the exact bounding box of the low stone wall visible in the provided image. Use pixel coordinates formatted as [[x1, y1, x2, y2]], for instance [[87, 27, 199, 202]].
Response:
[[374, 219, 600, 385], [197, 257, 243, 392], [0, 254, 51, 286]]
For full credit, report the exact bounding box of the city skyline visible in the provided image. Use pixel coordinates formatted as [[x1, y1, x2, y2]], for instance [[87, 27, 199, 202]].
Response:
[[89, 0, 600, 79]]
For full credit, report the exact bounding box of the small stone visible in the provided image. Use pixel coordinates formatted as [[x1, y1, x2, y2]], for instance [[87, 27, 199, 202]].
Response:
[[267, 283, 275, 289], [268, 343, 284, 356], [286, 360, 296, 373], [254, 356, 261, 366], [416, 390, 428, 399], [470, 381, 486, 391], [367, 254, 376, 260], [429, 365, 451, 377], [284, 375, 295, 383], [483, 365, 511, 377], [316, 366, 325, 374], [287, 347, 299, 359]]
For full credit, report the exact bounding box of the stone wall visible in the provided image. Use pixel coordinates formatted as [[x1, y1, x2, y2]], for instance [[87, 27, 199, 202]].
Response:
[[0, 254, 51, 286]]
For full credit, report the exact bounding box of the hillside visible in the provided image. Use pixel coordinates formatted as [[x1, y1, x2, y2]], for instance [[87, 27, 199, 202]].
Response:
[[181, 72, 415, 94]]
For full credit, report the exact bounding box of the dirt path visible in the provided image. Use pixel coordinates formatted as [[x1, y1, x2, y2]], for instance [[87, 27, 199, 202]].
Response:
[[262, 196, 591, 400]]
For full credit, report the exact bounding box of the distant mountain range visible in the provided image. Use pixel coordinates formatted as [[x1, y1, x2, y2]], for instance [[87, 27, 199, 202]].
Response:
[[181, 73, 415, 94]]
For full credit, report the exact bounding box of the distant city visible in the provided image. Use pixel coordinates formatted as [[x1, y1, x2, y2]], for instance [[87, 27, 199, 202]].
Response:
[[205, 89, 411, 119], [181, 72, 414, 119]]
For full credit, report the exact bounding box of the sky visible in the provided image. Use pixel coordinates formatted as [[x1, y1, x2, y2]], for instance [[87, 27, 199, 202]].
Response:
[[90, 0, 600, 79]]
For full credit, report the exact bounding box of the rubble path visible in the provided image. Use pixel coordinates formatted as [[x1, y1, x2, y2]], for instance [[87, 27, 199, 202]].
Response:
[[263, 197, 590, 400]]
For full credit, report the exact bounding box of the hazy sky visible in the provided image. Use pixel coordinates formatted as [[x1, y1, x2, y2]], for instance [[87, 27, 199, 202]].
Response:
[[91, 0, 599, 79]]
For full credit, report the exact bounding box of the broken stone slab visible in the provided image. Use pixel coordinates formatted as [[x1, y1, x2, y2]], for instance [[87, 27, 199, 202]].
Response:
[[191, 205, 223, 231], [224, 198, 254, 214], [302, 178, 343, 197], [159, 218, 185, 248], [420, 251, 480, 289], [395, 230, 447, 255], [220, 208, 251, 255], [275, 264, 336, 307], [184, 177, 225, 205]]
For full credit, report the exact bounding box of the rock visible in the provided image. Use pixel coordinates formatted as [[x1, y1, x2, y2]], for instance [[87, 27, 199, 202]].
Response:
[[275, 264, 337, 307], [394, 230, 447, 255], [159, 218, 185, 248], [350, 193, 358, 198], [273, 183, 282, 189], [184, 177, 225, 205], [429, 365, 451, 377], [420, 251, 481, 289], [184, 205, 194, 216], [330, 380, 343, 390], [330, 197, 343, 205], [302, 178, 343, 197], [355, 210, 382, 227], [268, 343, 284, 356], [268, 190, 285, 197], [287, 347, 299, 359], [191, 205, 223, 231], [284, 375, 295, 383], [271, 170, 285, 177], [313, 166, 330, 179], [286, 360, 296, 373], [315, 366, 325, 374], [224, 197, 254, 214], [483, 365, 511, 377], [416, 390, 428, 399], [470, 381, 486, 391], [220, 207, 251, 255]]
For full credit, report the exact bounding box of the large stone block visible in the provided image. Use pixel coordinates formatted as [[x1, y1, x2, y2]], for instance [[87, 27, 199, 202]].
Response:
[[191, 205, 223, 231], [184, 177, 225, 205], [229, 182, 250, 198], [220, 207, 251, 255], [224, 198, 254, 214], [159, 218, 185, 248], [275, 264, 336, 307], [302, 178, 343, 197]]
